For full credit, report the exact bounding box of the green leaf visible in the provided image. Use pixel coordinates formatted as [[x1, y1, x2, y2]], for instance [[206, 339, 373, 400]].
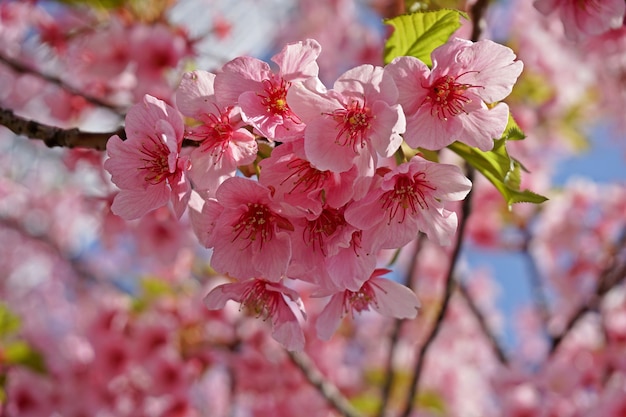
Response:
[[0, 304, 20, 338], [449, 139, 548, 208], [4, 341, 46, 374], [502, 113, 526, 141], [383, 9, 466, 65]]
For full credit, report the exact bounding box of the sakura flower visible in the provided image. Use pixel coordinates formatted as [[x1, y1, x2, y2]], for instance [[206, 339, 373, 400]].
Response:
[[104, 94, 191, 220], [534, 0, 626, 41], [315, 269, 419, 340], [205, 278, 306, 351], [258, 139, 367, 215], [192, 177, 294, 281], [387, 38, 523, 151], [287, 64, 405, 173], [176, 70, 257, 193], [214, 38, 322, 141], [344, 156, 472, 247]]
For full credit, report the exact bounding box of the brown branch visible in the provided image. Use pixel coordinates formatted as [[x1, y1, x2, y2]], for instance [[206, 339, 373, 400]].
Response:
[[469, 0, 491, 42], [458, 280, 509, 365], [377, 234, 425, 417], [399, 168, 474, 417], [520, 232, 552, 335], [0, 52, 126, 114], [287, 350, 363, 417], [0, 107, 124, 150], [548, 229, 626, 356]]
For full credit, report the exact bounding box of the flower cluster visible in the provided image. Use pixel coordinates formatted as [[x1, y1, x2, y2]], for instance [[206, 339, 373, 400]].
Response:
[[105, 37, 523, 349]]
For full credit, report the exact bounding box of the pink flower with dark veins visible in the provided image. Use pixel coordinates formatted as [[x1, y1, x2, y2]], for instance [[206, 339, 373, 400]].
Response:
[[387, 38, 523, 151], [214, 39, 322, 141], [204, 278, 306, 351], [104, 94, 191, 220], [345, 156, 472, 247], [315, 269, 419, 340]]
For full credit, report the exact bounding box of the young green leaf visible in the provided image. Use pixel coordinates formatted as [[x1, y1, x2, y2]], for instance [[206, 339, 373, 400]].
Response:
[[449, 139, 548, 209], [383, 9, 466, 66]]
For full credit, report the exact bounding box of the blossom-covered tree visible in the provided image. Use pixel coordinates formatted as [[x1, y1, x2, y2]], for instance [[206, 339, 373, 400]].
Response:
[[0, 0, 625, 416]]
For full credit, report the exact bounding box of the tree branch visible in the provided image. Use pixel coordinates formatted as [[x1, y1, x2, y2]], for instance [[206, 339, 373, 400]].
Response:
[[288, 350, 363, 417], [520, 231, 552, 336], [0, 52, 126, 114], [458, 280, 509, 365], [399, 168, 474, 417], [0, 107, 124, 150], [548, 228, 626, 356], [377, 234, 425, 417]]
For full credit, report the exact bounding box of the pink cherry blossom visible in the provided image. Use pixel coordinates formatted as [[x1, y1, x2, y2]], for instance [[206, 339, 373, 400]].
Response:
[[287, 64, 405, 173], [192, 177, 294, 281], [214, 39, 322, 141], [104, 94, 191, 220], [204, 278, 306, 351], [534, 0, 626, 41], [258, 139, 366, 215], [176, 69, 257, 193], [345, 156, 472, 247], [387, 38, 523, 151], [315, 269, 419, 340]]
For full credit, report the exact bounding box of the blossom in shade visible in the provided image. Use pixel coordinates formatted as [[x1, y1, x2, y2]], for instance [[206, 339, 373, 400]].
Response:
[[204, 278, 306, 351], [386, 38, 523, 151], [214, 39, 322, 141], [315, 269, 419, 340], [345, 156, 472, 247], [192, 177, 294, 281], [287, 64, 405, 173], [175, 69, 257, 193], [104, 94, 190, 220], [534, 0, 626, 41]]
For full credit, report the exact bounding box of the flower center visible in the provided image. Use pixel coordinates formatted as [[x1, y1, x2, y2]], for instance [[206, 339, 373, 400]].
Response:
[[329, 99, 372, 152], [380, 172, 437, 224], [240, 280, 280, 319], [302, 207, 345, 255], [259, 76, 295, 117], [343, 282, 378, 315], [190, 107, 235, 159], [232, 203, 275, 248], [139, 139, 174, 185], [282, 158, 331, 195], [426, 75, 475, 120]]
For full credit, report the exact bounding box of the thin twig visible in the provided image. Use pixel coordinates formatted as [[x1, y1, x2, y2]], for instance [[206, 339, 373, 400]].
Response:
[[399, 168, 475, 417], [287, 350, 363, 417], [377, 234, 425, 417], [457, 280, 509, 365], [548, 229, 626, 356], [0, 52, 127, 114], [520, 232, 552, 335]]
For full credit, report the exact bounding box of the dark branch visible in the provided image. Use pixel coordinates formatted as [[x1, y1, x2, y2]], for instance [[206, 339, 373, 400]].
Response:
[[0, 107, 124, 151], [458, 280, 509, 365], [521, 231, 552, 335], [548, 229, 626, 356], [288, 350, 363, 417], [0, 52, 126, 114], [399, 168, 475, 417], [377, 234, 425, 417], [469, 0, 491, 42]]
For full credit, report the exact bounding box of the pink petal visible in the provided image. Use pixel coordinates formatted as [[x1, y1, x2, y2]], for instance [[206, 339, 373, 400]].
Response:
[[272, 38, 322, 81], [111, 186, 169, 220], [175, 70, 217, 118], [315, 293, 345, 340], [370, 277, 420, 319]]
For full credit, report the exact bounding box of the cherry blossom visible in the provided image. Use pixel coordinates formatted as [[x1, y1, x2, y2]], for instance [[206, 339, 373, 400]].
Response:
[[214, 38, 322, 141], [191, 177, 294, 281], [204, 278, 306, 351], [315, 269, 419, 340], [387, 38, 523, 151], [104, 94, 191, 220], [287, 64, 405, 173], [345, 156, 472, 247], [175, 69, 257, 194]]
